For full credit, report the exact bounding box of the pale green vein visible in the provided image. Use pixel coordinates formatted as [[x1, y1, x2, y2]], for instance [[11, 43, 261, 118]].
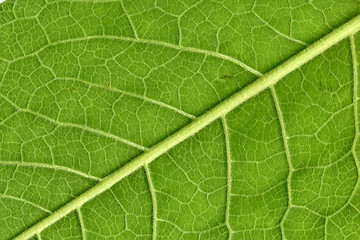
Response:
[[28, 108, 146, 151], [324, 218, 328, 240], [252, 11, 308, 46], [156, 219, 224, 234], [351, 33, 359, 159], [0, 110, 17, 125], [109, 189, 126, 214], [144, 165, 158, 240], [221, 116, 233, 239], [291, 205, 326, 217], [239, 151, 285, 164], [328, 34, 360, 219], [231, 180, 286, 197], [35, 55, 195, 119], [120, 0, 138, 39], [295, 151, 352, 171], [350, 32, 360, 161], [0, 93, 147, 151], [232, 226, 280, 233], [3, 35, 262, 77], [231, 128, 283, 143], [77, 208, 87, 240], [313, 103, 354, 135], [351, 34, 360, 207], [0, 194, 51, 214], [13, 14, 360, 240], [166, 152, 202, 189], [53, 77, 196, 120], [0, 161, 101, 181], [270, 86, 293, 239], [350, 202, 360, 214]]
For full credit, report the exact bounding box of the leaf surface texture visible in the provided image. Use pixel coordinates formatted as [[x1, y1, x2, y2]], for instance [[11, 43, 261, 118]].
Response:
[[0, 0, 360, 239]]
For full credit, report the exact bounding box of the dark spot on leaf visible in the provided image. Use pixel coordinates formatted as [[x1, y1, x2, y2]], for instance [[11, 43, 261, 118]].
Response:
[[220, 74, 233, 79]]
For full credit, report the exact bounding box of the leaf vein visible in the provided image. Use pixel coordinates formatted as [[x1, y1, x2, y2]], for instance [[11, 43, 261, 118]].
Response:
[[3, 35, 262, 77], [145, 165, 158, 240], [270, 87, 293, 238], [0, 161, 101, 181], [77, 208, 87, 240], [328, 34, 360, 218], [0, 194, 52, 214], [13, 15, 360, 240], [0, 93, 147, 151], [221, 116, 233, 238]]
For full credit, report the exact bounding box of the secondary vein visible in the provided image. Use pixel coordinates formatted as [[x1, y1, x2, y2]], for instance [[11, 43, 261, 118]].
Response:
[[221, 116, 233, 239], [4, 35, 262, 77], [13, 14, 360, 240], [0, 161, 101, 181], [0, 194, 52, 214], [328, 34, 360, 219], [0, 93, 147, 151], [270, 86, 293, 238], [144, 165, 158, 240], [77, 208, 87, 240]]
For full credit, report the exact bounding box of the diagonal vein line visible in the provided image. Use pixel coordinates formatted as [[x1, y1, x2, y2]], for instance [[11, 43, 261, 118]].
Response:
[[0, 161, 101, 181], [350, 33, 360, 202], [0, 93, 147, 151], [0, 194, 52, 214], [144, 165, 158, 240], [77, 208, 87, 240], [351, 34, 359, 152], [13, 14, 360, 240], [270, 86, 293, 238], [56, 77, 196, 120], [4, 35, 262, 77], [252, 11, 308, 46], [221, 116, 233, 239], [328, 34, 360, 218], [119, 0, 138, 40]]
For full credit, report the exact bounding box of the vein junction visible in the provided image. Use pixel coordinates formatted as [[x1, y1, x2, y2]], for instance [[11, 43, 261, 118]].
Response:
[[12, 13, 360, 240]]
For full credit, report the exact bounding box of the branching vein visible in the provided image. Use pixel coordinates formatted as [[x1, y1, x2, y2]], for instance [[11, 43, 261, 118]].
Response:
[[0, 194, 51, 214], [4, 35, 262, 77], [0, 161, 101, 181], [270, 86, 293, 239], [0, 93, 147, 151], [328, 34, 360, 219], [13, 14, 360, 240]]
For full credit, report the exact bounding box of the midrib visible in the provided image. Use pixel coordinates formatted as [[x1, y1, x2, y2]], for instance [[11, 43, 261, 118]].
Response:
[[14, 14, 360, 240]]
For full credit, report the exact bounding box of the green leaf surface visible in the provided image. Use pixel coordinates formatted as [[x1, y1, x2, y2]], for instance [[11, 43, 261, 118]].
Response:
[[1, 0, 360, 239]]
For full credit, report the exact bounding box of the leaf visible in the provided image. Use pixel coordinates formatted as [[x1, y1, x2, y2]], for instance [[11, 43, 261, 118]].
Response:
[[1, 0, 360, 239]]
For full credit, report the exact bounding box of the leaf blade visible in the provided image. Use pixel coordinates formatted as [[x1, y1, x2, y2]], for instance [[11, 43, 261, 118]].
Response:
[[13, 14, 360, 240]]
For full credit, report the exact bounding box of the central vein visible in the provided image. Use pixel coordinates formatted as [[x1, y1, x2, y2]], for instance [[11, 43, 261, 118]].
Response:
[[14, 14, 360, 240]]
